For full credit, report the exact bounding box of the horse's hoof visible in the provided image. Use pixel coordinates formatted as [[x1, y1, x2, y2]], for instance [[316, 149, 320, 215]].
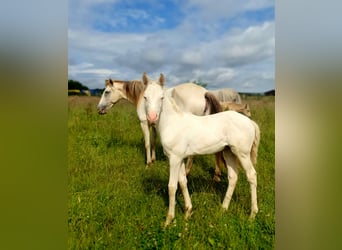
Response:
[[213, 175, 221, 182], [185, 208, 193, 220]]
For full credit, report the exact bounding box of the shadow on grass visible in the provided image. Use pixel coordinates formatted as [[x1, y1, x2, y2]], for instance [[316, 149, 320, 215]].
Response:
[[140, 156, 242, 210]]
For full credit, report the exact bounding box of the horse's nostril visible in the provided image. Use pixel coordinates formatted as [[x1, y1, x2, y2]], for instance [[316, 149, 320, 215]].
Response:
[[147, 112, 158, 123]]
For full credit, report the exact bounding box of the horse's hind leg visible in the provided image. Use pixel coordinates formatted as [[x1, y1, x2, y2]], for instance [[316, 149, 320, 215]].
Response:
[[213, 151, 224, 182], [222, 148, 239, 210], [185, 156, 193, 176], [237, 153, 258, 220]]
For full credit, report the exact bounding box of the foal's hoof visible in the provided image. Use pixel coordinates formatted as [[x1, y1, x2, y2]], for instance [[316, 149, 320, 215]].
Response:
[[164, 215, 174, 227], [248, 212, 257, 221], [145, 162, 153, 169], [185, 208, 193, 220]]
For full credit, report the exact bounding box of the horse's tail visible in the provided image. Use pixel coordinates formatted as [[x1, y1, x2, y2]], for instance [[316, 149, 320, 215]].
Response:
[[250, 120, 260, 166], [204, 92, 222, 114]]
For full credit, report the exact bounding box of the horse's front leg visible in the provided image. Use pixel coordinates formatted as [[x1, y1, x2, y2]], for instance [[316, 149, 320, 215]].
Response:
[[165, 155, 182, 227], [140, 121, 152, 168], [179, 160, 192, 219], [151, 125, 157, 163]]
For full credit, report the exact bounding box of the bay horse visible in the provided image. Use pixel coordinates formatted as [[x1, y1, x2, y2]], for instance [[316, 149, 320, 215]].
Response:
[[97, 76, 222, 177], [141, 73, 260, 226]]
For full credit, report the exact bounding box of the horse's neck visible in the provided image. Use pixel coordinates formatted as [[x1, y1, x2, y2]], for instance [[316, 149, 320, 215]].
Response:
[[158, 94, 182, 131]]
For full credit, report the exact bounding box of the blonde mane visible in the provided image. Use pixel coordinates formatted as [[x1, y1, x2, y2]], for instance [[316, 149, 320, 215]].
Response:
[[107, 79, 144, 105], [124, 80, 144, 105]]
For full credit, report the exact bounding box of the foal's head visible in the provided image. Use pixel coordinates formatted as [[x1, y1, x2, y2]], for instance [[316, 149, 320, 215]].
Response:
[[142, 72, 165, 124]]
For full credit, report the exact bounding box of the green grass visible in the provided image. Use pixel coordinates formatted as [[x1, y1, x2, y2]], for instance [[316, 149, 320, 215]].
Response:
[[68, 95, 275, 249]]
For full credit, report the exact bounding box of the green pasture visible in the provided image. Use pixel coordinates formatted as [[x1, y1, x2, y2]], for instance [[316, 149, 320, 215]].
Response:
[[68, 95, 275, 249]]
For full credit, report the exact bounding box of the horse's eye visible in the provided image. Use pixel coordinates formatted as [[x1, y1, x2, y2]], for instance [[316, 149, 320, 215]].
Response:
[[105, 91, 110, 94]]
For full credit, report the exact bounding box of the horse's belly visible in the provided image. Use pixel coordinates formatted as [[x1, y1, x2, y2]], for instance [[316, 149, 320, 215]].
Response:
[[185, 137, 227, 155]]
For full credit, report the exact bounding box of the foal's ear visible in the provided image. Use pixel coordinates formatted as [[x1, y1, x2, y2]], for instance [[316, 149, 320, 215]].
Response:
[[159, 73, 165, 86], [142, 72, 148, 86]]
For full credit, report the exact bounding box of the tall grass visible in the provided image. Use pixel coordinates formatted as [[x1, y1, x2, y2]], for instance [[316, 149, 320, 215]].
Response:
[[68, 95, 274, 249]]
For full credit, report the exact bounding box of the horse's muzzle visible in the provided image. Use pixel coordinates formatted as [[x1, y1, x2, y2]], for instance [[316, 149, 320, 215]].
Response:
[[147, 112, 158, 124], [97, 108, 107, 115]]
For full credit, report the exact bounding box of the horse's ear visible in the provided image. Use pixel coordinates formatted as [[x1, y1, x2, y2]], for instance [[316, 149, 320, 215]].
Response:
[[105, 79, 113, 86], [142, 72, 148, 86], [159, 73, 165, 86]]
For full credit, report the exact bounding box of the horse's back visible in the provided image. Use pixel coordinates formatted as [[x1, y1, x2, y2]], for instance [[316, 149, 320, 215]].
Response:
[[210, 88, 241, 103], [210, 111, 255, 147], [177, 110, 255, 155], [171, 83, 207, 115]]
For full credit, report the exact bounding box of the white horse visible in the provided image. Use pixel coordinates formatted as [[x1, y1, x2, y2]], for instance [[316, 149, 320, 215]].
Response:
[[210, 88, 242, 103], [141, 74, 260, 226], [97, 76, 222, 175]]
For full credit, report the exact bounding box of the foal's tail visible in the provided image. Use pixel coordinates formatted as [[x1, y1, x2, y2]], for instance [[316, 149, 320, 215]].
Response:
[[250, 120, 260, 166], [204, 92, 222, 114]]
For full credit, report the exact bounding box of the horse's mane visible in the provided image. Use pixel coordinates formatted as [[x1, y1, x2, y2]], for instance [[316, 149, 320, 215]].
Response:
[[123, 80, 144, 105], [108, 79, 144, 105]]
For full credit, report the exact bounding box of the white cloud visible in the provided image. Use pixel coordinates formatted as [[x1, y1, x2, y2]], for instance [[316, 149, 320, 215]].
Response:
[[68, 1, 274, 92], [183, 0, 273, 20], [181, 51, 202, 65]]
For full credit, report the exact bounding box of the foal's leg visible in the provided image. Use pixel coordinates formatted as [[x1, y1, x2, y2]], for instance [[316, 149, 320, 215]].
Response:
[[140, 121, 152, 167], [237, 153, 258, 220], [165, 155, 182, 227], [222, 149, 239, 210], [178, 160, 192, 219], [151, 125, 157, 163]]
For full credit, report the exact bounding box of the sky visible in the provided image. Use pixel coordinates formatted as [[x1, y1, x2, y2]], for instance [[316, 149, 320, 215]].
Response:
[[68, 0, 274, 92]]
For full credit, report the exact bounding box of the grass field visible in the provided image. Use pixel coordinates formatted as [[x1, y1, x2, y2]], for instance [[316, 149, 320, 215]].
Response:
[[68, 95, 275, 249]]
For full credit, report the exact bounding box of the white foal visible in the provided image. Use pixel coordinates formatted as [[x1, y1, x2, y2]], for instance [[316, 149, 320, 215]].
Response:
[[142, 74, 260, 226]]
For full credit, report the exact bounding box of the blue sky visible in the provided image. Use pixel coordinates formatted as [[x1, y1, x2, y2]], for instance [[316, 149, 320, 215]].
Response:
[[68, 0, 274, 92]]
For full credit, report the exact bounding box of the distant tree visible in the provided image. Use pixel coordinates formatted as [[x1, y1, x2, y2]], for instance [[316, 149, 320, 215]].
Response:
[[68, 79, 89, 90], [191, 80, 208, 89]]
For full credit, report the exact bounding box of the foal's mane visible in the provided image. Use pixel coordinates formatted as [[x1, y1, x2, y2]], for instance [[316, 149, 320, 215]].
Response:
[[168, 89, 183, 115], [108, 79, 144, 105]]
